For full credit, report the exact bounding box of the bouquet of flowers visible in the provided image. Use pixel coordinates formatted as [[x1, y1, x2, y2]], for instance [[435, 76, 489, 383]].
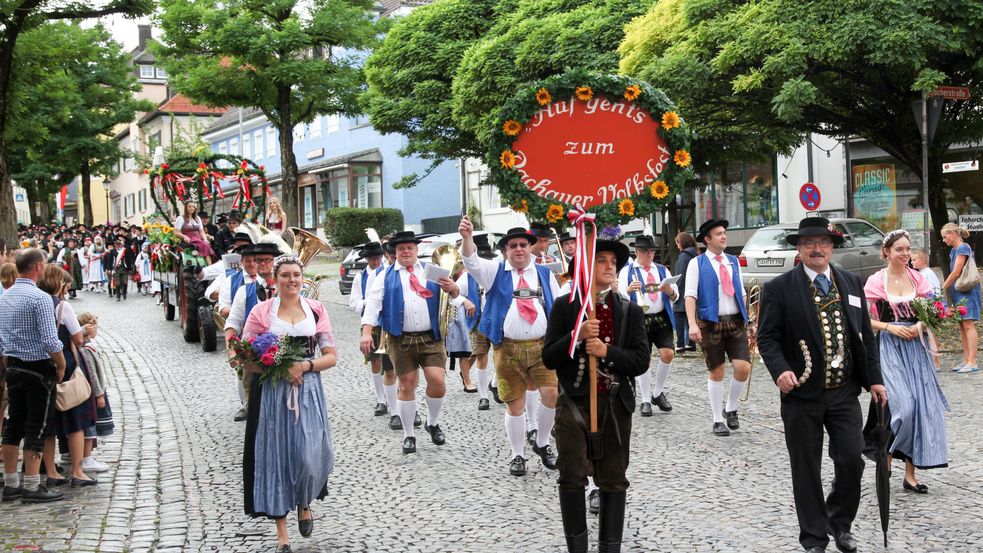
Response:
[[597, 225, 624, 241], [228, 332, 308, 383], [911, 293, 966, 332]]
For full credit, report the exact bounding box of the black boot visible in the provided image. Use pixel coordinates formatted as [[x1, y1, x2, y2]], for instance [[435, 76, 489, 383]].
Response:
[[559, 488, 588, 553], [597, 491, 626, 553]]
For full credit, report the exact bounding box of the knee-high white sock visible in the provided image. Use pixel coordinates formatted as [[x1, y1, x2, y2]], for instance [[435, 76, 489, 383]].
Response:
[[725, 377, 747, 412], [653, 360, 672, 397], [425, 394, 444, 427], [476, 368, 490, 400], [638, 368, 652, 402], [505, 413, 526, 458], [536, 405, 555, 448], [384, 384, 397, 414], [371, 373, 386, 404], [398, 399, 416, 438], [707, 380, 725, 423], [586, 476, 597, 492], [236, 378, 246, 405], [525, 391, 539, 431]]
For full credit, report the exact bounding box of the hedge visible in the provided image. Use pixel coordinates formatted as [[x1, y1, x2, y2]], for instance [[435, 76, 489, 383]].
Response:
[[323, 208, 404, 247]]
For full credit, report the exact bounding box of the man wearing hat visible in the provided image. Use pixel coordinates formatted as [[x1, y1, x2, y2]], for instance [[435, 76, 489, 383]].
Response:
[[529, 222, 556, 265], [543, 240, 651, 553], [618, 235, 679, 416], [213, 211, 243, 257], [448, 233, 496, 410], [349, 241, 397, 420], [56, 237, 83, 299], [558, 231, 576, 266], [360, 230, 456, 454], [459, 217, 561, 476], [684, 219, 750, 436], [203, 231, 254, 286], [107, 240, 134, 302], [756, 217, 886, 553]]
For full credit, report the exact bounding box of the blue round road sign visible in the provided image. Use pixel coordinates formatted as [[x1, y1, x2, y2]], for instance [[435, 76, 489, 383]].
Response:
[[799, 182, 821, 210]]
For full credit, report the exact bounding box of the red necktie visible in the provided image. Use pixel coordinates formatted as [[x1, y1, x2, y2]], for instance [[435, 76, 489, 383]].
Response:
[[644, 267, 658, 302], [516, 271, 538, 324], [406, 266, 433, 299], [716, 255, 735, 297]]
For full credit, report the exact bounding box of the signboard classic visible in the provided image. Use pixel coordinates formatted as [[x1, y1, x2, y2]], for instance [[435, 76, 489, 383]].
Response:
[[488, 71, 693, 225]]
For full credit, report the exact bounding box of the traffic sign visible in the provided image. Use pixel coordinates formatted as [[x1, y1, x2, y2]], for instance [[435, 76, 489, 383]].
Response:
[[799, 182, 821, 210], [931, 86, 971, 100]]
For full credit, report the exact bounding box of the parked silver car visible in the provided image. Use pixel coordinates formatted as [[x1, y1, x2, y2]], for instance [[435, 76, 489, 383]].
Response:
[[739, 218, 886, 288]]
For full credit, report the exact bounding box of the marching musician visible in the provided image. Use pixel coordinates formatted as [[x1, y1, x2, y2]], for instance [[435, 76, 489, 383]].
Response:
[[542, 240, 650, 553], [360, 230, 456, 454], [349, 242, 398, 420], [684, 219, 750, 436], [558, 231, 576, 266], [530, 222, 556, 264], [449, 234, 496, 410], [204, 232, 253, 303], [459, 218, 561, 476], [617, 235, 679, 416]]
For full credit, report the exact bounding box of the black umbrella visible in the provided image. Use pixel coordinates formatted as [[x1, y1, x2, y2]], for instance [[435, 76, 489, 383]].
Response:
[[872, 400, 891, 547]]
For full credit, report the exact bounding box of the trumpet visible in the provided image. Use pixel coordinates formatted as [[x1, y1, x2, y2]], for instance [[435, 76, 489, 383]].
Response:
[[741, 282, 762, 402], [432, 244, 464, 339], [552, 229, 571, 285]]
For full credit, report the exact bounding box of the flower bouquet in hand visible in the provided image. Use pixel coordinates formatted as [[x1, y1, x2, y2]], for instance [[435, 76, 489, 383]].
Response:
[[911, 293, 965, 333], [227, 332, 307, 383]]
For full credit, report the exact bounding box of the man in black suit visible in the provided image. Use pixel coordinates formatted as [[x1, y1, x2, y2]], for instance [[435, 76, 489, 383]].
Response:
[[756, 217, 887, 553], [543, 240, 650, 553]]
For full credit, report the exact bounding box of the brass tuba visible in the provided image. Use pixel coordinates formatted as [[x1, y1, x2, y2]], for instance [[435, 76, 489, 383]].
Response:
[[283, 227, 332, 300], [432, 243, 464, 339], [741, 282, 762, 401]]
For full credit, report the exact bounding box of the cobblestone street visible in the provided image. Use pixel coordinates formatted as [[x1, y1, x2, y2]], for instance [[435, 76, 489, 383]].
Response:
[[1, 283, 981, 553]]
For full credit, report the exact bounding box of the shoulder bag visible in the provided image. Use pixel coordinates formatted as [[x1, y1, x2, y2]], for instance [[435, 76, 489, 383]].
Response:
[[53, 302, 91, 411], [955, 249, 980, 292]]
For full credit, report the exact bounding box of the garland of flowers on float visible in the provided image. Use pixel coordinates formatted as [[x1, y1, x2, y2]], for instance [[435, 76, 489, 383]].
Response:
[[142, 215, 181, 273], [146, 151, 269, 224], [487, 70, 694, 226]]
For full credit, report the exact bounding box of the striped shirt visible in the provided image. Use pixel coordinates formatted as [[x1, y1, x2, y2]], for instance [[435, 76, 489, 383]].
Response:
[[0, 278, 62, 361]]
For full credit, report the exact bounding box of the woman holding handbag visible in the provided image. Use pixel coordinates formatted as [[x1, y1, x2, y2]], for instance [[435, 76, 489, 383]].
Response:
[[38, 265, 98, 488], [940, 223, 980, 373]]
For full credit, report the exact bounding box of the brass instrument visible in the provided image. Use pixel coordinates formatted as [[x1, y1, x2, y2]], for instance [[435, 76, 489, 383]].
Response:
[[432, 243, 464, 339], [552, 229, 572, 285], [741, 282, 762, 402], [285, 227, 332, 300]]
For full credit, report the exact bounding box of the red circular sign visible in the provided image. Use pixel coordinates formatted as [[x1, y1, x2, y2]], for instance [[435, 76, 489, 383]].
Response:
[[799, 182, 821, 210], [511, 96, 669, 209]]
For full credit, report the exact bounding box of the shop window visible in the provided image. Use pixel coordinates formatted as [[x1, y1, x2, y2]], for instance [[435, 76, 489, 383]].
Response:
[[353, 165, 382, 208], [301, 186, 315, 228], [744, 161, 778, 227], [696, 157, 777, 230]]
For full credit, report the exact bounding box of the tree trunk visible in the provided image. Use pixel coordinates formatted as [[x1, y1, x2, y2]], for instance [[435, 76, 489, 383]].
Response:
[[0, 140, 16, 249], [81, 158, 93, 227], [276, 85, 299, 228], [36, 178, 51, 224]]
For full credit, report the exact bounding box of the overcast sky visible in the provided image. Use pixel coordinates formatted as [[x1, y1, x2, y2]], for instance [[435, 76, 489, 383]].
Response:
[[101, 14, 148, 51]]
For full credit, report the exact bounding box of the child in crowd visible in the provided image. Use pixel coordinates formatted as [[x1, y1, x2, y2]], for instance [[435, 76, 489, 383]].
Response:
[[911, 248, 942, 290], [77, 312, 114, 473]]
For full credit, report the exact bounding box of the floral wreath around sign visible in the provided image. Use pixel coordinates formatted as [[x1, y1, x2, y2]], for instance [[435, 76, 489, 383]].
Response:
[[487, 70, 694, 226]]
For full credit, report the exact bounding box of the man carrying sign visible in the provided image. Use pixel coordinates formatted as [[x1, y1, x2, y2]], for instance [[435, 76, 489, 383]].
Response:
[[459, 216, 561, 477]]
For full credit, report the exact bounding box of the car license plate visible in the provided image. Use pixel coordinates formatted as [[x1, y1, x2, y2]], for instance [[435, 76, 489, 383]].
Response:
[[756, 258, 784, 267]]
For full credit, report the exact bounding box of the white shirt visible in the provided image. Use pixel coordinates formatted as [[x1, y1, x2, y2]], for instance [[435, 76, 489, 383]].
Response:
[[918, 267, 941, 290], [802, 264, 833, 287], [205, 273, 226, 303], [360, 262, 433, 332], [56, 300, 82, 336], [618, 262, 678, 314], [219, 271, 257, 312], [684, 252, 744, 316], [349, 264, 383, 315], [462, 252, 561, 340], [224, 277, 269, 333], [200, 260, 226, 281]]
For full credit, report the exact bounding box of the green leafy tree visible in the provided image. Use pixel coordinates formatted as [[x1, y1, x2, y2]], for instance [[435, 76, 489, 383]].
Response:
[[0, 0, 151, 245], [619, 0, 983, 268], [153, 0, 385, 224]]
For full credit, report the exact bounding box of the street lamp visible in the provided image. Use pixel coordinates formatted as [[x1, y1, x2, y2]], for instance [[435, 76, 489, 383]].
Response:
[[102, 180, 110, 226]]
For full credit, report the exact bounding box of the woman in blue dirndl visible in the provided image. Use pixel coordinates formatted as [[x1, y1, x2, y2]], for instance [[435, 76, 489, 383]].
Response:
[[940, 223, 980, 373]]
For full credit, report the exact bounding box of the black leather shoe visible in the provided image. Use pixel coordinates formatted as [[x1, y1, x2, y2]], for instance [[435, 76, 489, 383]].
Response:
[[805, 547, 825, 553], [526, 429, 538, 448], [588, 489, 600, 515], [21, 485, 64, 504], [413, 412, 422, 428], [373, 402, 388, 416], [389, 415, 402, 430], [477, 398, 490, 411], [275, 544, 292, 553], [233, 407, 248, 422], [713, 422, 730, 436], [45, 477, 68, 487], [402, 437, 416, 454], [297, 507, 313, 537], [424, 424, 445, 445], [2, 486, 22, 502], [675, 346, 686, 353], [71, 477, 98, 488], [509, 455, 527, 476], [831, 530, 857, 553], [652, 392, 673, 412], [903, 478, 928, 494], [724, 409, 739, 430], [639, 402, 653, 417], [489, 383, 503, 404], [532, 443, 557, 470]]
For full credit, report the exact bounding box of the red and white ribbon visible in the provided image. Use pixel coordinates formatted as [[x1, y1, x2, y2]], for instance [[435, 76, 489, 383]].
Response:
[[566, 205, 597, 358]]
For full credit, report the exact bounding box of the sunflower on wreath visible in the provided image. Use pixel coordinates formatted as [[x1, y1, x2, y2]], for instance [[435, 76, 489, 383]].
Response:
[[545, 204, 564, 223], [650, 180, 669, 199]]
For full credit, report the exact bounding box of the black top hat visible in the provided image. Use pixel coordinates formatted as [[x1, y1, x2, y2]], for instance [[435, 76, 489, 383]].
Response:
[[595, 240, 630, 271], [241, 243, 280, 256], [232, 232, 253, 244], [786, 217, 845, 246], [497, 227, 537, 249], [558, 231, 576, 244], [696, 219, 729, 243], [388, 230, 422, 247], [360, 241, 385, 259], [227, 211, 243, 223], [630, 235, 657, 250], [473, 234, 496, 259], [529, 222, 552, 238], [382, 240, 395, 255]]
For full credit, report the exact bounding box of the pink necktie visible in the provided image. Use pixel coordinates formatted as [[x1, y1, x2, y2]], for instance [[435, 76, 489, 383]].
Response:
[[516, 271, 538, 324], [716, 255, 735, 297], [644, 268, 658, 302], [406, 266, 433, 299]]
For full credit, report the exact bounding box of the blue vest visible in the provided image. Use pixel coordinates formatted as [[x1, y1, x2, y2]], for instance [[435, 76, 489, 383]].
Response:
[[695, 254, 747, 323], [478, 263, 555, 346], [360, 265, 384, 300], [230, 269, 262, 321], [627, 262, 675, 331], [464, 274, 481, 331], [378, 264, 442, 340], [230, 270, 246, 300]]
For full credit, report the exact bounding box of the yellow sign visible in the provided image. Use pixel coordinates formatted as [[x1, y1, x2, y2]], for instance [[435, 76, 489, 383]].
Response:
[[852, 163, 897, 231]]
